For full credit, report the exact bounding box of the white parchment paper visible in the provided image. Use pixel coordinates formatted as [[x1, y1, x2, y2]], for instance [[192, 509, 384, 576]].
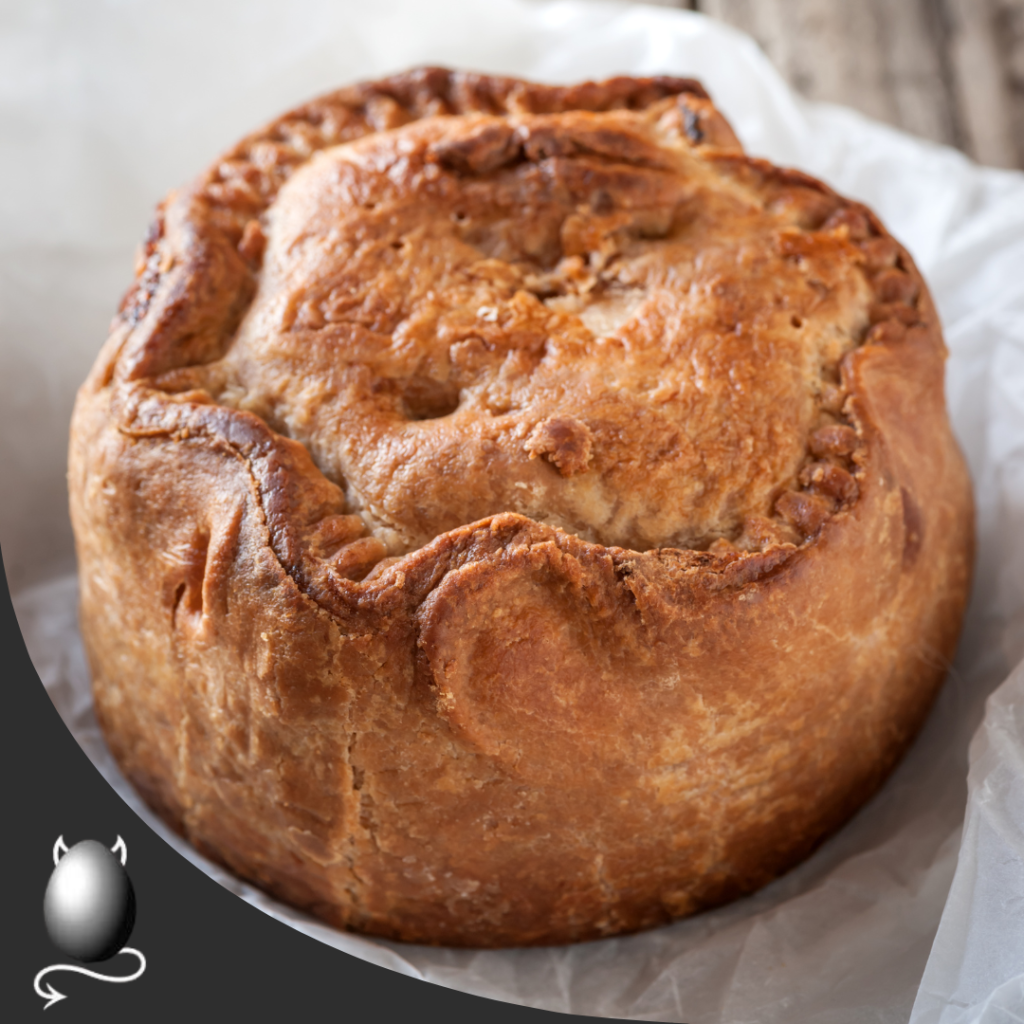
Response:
[[5, 1, 1024, 1020]]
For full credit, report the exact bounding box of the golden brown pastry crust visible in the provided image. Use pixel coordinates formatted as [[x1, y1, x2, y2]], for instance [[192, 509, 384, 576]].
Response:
[[69, 68, 973, 947]]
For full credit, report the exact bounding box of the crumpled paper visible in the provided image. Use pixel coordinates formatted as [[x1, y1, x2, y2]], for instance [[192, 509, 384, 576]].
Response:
[[911, 661, 1024, 1024], [6, 1, 1024, 1020]]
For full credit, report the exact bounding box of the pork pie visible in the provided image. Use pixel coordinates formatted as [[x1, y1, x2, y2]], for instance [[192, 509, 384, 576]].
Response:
[[69, 69, 974, 947]]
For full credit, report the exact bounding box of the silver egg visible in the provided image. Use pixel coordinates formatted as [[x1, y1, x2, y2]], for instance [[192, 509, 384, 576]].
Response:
[[44, 840, 136, 962]]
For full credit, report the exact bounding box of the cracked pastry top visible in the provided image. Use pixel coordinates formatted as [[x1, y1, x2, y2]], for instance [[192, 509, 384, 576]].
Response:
[[70, 69, 974, 947]]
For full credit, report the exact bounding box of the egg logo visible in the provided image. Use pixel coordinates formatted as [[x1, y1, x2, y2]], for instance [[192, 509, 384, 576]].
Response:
[[33, 836, 147, 1009]]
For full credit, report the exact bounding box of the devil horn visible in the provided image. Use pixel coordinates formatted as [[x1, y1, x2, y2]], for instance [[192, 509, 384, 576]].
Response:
[[52, 835, 69, 866], [111, 835, 127, 866]]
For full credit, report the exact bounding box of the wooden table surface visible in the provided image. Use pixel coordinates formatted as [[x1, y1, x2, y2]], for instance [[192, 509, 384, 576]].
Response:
[[625, 0, 1024, 170]]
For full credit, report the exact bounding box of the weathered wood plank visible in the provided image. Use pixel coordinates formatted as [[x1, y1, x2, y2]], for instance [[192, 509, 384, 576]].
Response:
[[872, 0, 961, 148], [698, 0, 958, 147], [945, 0, 1023, 167], [993, 0, 1024, 167], [609, 0, 1023, 169]]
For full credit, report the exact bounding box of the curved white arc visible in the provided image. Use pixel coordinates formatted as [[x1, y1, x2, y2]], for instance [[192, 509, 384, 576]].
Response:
[[34, 949, 147, 1009], [110, 835, 127, 866], [52, 835, 69, 866]]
